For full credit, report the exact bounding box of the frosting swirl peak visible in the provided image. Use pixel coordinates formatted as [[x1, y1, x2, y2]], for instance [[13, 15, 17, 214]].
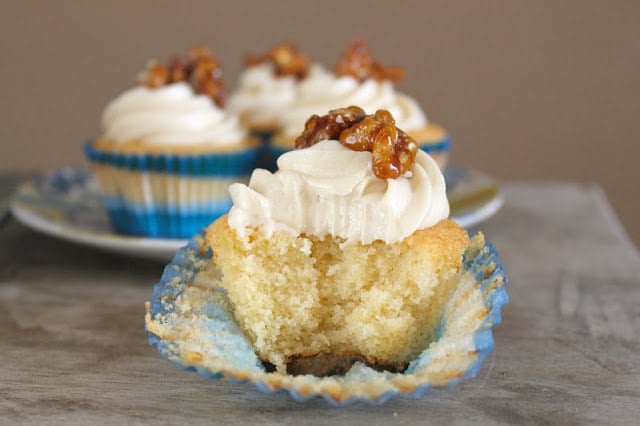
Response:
[[280, 73, 427, 136], [100, 82, 247, 146]]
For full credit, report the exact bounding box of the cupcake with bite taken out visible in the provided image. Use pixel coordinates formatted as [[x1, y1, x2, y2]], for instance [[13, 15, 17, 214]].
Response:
[[145, 106, 508, 403], [206, 106, 469, 374], [84, 47, 260, 239], [271, 39, 452, 170]]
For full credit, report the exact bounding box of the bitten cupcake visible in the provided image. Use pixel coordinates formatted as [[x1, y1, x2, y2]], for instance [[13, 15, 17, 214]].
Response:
[[84, 47, 260, 239], [207, 107, 468, 374], [271, 39, 452, 170], [146, 107, 508, 403]]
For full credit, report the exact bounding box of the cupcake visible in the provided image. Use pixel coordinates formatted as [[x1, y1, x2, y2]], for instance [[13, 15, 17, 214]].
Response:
[[227, 43, 322, 135], [84, 47, 260, 239], [145, 107, 508, 403], [271, 39, 452, 170], [207, 107, 469, 374], [227, 43, 327, 170]]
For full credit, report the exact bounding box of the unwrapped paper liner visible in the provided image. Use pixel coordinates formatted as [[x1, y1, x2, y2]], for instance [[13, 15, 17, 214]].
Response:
[[145, 231, 507, 405]]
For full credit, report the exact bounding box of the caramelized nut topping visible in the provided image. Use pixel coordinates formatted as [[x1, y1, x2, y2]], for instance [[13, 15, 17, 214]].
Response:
[[295, 106, 366, 149], [140, 46, 226, 106], [295, 107, 418, 179], [166, 56, 189, 82], [144, 63, 169, 88], [245, 42, 310, 80], [187, 46, 216, 62], [335, 38, 405, 83]]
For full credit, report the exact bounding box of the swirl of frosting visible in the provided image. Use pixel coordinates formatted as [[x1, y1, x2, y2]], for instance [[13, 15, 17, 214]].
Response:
[[280, 74, 427, 136], [227, 140, 449, 244], [227, 63, 297, 128], [227, 64, 328, 129], [101, 82, 247, 145]]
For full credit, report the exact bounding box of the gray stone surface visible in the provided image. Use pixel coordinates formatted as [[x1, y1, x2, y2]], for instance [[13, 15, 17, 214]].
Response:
[[1, 182, 639, 425]]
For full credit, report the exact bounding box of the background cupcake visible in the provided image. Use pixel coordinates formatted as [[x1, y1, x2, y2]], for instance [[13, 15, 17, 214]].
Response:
[[85, 47, 260, 239], [271, 39, 452, 170], [227, 43, 327, 170]]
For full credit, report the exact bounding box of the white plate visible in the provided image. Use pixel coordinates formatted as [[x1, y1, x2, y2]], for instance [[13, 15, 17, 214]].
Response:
[[445, 165, 504, 229], [9, 166, 502, 261]]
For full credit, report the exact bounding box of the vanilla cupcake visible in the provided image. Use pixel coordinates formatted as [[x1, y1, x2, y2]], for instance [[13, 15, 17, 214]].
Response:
[[85, 47, 260, 238], [207, 107, 466, 374], [271, 39, 451, 170], [146, 107, 508, 402]]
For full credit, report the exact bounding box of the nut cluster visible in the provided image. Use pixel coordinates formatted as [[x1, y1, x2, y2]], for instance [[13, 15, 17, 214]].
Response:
[[140, 46, 226, 106], [295, 106, 418, 179], [245, 42, 310, 80], [335, 38, 405, 83]]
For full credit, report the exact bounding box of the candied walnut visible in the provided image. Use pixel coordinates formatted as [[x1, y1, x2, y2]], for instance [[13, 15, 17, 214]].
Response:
[[296, 107, 418, 179], [139, 46, 226, 106], [340, 110, 393, 151], [190, 56, 225, 106], [245, 42, 310, 80], [335, 38, 405, 83], [187, 46, 216, 62], [341, 109, 417, 179], [339, 115, 378, 151], [143, 62, 169, 88], [371, 122, 417, 179], [191, 56, 223, 82], [166, 56, 189, 82], [294, 106, 366, 149], [195, 78, 226, 106]]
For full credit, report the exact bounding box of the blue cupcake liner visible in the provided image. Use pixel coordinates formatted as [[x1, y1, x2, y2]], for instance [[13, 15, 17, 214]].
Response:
[[84, 141, 261, 238], [145, 231, 508, 405], [419, 134, 452, 154], [102, 197, 232, 239], [84, 141, 261, 177], [249, 130, 278, 172], [250, 129, 275, 145]]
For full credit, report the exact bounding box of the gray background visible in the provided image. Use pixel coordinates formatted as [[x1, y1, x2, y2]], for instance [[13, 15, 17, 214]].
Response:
[[1, 0, 638, 245]]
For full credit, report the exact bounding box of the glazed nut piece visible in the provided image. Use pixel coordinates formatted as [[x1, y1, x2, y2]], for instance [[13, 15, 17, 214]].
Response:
[[245, 42, 310, 80], [295, 106, 366, 149], [144, 63, 169, 88], [295, 106, 418, 180], [335, 38, 405, 83], [139, 46, 226, 106], [166, 56, 189, 82]]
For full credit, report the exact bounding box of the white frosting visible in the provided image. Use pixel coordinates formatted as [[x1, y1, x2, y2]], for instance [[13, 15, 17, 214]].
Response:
[[227, 140, 449, 245], [227, 63, 328, 129], [281, 74, 427, 136], [101, 82, 247, 145]]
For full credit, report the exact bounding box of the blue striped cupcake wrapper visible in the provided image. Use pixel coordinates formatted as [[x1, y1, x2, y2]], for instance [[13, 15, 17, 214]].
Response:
[[84, 142, 261, 238], [102, 197, 232, 239], [84, 142, 261, 177], [248, 130, 278, 172], [419, 135, 452, 155]]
